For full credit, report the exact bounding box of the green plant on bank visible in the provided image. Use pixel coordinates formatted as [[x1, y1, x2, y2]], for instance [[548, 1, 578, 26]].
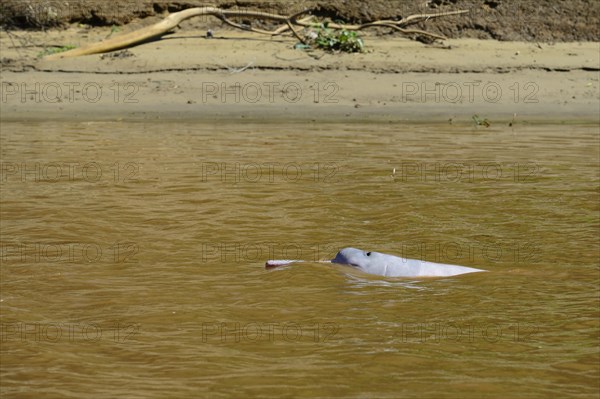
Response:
[[305, 22, 364, 53], [37, 45, 76, 58], [472, 114, 491, 127], [106, 25, 120, 38]]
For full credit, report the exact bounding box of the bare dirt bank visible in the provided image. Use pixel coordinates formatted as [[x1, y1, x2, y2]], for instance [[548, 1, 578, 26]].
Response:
[[2, 1, 599, 42], [1, 25, 599, 123]]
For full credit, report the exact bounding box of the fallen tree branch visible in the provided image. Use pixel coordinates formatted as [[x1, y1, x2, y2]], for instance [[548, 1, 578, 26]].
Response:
[[45, 6, 468, 60]]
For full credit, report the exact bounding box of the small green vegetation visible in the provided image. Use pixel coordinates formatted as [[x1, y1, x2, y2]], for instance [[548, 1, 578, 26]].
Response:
[[37, 45, 76, 58], [472, 114, 491, 127], [305, 23, 364, 53], [106, 25, 120, 38]]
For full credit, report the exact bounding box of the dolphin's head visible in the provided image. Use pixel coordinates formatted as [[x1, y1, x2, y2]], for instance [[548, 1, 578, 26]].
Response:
[[332, 247, 485, 277], [331, 247, 386, 275]]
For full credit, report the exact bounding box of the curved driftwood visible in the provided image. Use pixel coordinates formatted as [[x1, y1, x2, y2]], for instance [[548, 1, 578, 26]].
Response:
[[45, 7, 468, 60]]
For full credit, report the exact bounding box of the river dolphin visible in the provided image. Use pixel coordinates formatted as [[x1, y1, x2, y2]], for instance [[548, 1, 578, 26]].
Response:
[[331, 247, 486, 277]]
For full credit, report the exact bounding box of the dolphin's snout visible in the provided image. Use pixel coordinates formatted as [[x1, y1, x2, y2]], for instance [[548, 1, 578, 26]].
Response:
[[331, 252, 346, 264], [331, 248, 362, 268]]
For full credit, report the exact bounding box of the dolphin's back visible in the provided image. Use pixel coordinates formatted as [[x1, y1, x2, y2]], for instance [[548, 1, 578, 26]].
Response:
[[383, 254, 484, 277]]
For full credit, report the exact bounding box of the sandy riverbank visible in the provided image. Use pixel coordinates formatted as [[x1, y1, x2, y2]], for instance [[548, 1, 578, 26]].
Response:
[[1, 26, 599, 123]]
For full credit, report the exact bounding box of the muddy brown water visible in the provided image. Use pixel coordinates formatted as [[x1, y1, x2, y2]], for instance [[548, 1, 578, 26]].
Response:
[[1, 121, 598, 398]]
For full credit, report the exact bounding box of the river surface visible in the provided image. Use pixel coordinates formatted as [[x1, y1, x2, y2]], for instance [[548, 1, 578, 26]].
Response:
[[1, 121, 598, 398]]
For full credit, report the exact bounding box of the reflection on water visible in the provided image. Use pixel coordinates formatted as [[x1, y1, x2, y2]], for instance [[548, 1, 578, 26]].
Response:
[[1, 121, 598, 398]]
